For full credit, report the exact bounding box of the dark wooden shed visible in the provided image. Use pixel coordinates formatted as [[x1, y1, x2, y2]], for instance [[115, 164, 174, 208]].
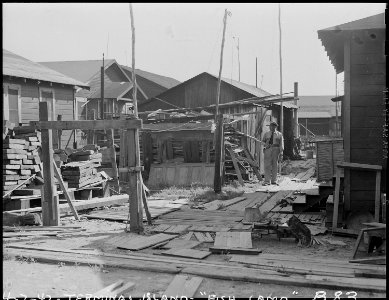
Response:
[[318, 13, 386, 214], [139, 72, 298, 165]]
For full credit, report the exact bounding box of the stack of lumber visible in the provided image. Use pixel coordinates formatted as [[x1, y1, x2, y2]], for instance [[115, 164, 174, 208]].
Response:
[[61, 149, 103, 189], [3, 127, 42, 194]]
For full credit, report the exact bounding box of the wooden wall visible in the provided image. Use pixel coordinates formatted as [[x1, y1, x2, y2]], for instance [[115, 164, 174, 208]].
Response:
[[298, 118, 331, 136], [345, 29, 386, 212], [3, 78, 80, 148]]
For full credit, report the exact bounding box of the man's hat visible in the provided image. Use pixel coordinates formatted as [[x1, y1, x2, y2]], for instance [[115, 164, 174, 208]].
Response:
[[269, 121, 278, 127]]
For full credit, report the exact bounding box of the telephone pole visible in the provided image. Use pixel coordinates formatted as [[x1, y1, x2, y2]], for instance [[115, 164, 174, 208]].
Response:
[[278, 3, 284, 134]]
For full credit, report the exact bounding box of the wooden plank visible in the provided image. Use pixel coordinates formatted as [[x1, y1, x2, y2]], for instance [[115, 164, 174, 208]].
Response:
[[30, 119, 142, 130], [160, 239, 202, 250], [7, 245, 385, 292], [92, 280, 135, 297], [164, 275, 203, 298], [337, 161, 382, 171], [161, 248, 211, 260], [53, 162, 79, 220], [202, 196, 246, 210], [209, 247, 261, 255], [114, 233, 177, 251], [349, 256, 386, 265], [214, 232, 252, 249]]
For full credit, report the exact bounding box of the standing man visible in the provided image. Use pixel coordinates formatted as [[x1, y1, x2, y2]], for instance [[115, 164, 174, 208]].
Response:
[[262, 121, 284, 185]]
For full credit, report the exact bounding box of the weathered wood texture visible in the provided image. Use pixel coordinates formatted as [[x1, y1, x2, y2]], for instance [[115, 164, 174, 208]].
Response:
[[147, 163, 215, 188], [316, 139, 344, 181], [39, 102, 59, 226], [345, 30, 386, 213]]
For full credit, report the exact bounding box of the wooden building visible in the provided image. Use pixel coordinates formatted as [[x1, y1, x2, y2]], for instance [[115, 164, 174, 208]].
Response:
[[298, 96, 341, 137], [2, 49, 89, 148], [318, 13, 386, 213], [139, 72, 298, 175]]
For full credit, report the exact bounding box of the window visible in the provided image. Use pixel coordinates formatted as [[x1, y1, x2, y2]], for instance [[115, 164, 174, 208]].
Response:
[[75, 98, 87, 120], [3, 84, 21, 125], [39, 88, 55, 120]]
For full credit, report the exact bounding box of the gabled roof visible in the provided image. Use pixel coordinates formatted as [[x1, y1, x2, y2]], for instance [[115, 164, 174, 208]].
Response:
[[3, 49, 89, 88], [88, 82, 133, 99], [40, 59, 116, 83], [121, 65, 181, 89], [219, 75, 271, 98], [318, 13, 385, 72], [139, 72, 297, 111], [319, 13, 385, 32]]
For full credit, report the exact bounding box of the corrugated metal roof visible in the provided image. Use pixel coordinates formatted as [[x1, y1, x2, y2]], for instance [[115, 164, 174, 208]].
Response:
[[318, 13, 385, 72], [40, 59, 116, 83], [88, 81, 133, 99], [121, 65, 181, 89], [3, 49, 89, 88], [299, 111, 332, 119]]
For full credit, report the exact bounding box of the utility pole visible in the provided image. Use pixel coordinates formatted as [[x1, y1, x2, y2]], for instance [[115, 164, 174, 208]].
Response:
[[100, 54, 104, 120], [237, 37, 240, 81], [278, 3, 284, 134], [255, 57, 258, 88], [215, 9, 229, 120], [335, 72, 339, 137], [214, 8, 230, 194]]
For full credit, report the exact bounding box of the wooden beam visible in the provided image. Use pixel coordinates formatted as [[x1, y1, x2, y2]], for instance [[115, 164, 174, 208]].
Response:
[[375, 171, 381, 222], [337, 162, 382, 171], [30, 119, 142, 130], [39, 102, 59, 226], [141, 176, 152, 226], [52, 162, 79, 220], [332, 167, 342, 231]]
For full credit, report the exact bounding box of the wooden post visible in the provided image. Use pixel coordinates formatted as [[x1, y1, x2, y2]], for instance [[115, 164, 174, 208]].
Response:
[[107, 116, 119, 193], [57, 115, 62, 149], [128, 3, 147, 233], [39, 101, 59, 226], [375, 170, 381, 222], [332, 167, 341, 232], [294, 82, 299, 137], [213, 114, 224, 193]]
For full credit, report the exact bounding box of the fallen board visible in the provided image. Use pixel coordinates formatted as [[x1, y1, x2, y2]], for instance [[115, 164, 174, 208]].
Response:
[[209, 247, 262, 255], [161, 248, 211, 260], [86, 207, 179, 221], [202, 196, 246, 210], [163, 275, 203, 298], [160, 239, 202, 250], [214, 232, 253, 249], [113, 233, 177, 251], [152, 224, 191, 234]]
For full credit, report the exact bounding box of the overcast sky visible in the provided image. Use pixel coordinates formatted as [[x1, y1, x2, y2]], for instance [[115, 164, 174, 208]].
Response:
[[3, 3, 386, 96]]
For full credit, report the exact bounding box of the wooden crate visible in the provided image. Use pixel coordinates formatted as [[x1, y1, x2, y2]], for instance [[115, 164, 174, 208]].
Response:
[[316, 139, 344, 182]]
